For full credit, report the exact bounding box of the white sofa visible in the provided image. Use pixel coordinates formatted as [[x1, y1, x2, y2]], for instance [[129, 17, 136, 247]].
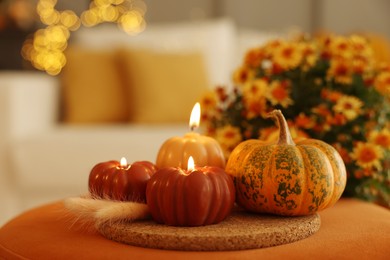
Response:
[[0, 18, 278, 225]]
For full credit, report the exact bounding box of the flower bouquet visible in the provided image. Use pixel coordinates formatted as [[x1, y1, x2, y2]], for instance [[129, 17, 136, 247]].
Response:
[[200, 33, 390, 207]]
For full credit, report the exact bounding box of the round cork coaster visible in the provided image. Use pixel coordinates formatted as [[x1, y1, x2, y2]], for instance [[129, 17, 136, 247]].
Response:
[[96, 209, 321, 251]]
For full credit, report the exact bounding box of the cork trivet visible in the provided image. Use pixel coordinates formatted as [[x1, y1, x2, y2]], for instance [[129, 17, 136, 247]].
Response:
[[97, 209, 321, 251]]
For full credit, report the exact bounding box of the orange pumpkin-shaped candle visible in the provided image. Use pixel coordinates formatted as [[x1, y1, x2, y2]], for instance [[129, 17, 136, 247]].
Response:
[[89, 158, 157, 202], [156, 103, 225, 169], [147, 157, 235, 226], [226, 110, 347, 216]]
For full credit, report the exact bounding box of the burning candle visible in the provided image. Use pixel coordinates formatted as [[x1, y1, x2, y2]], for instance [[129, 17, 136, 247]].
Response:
[[88, 157, 157, 202], [146, 156, 235, 226], [156, 103, 225, 169]]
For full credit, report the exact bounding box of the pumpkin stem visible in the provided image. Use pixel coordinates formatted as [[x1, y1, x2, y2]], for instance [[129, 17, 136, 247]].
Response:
[[267, 110, 295, 146]]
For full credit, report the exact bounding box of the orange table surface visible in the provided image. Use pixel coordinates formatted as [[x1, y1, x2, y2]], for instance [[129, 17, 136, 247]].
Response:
[[0, 198, 389, 260]]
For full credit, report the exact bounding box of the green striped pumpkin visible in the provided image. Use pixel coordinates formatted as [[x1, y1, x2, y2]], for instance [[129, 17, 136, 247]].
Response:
[[225, 110, 347, 216]]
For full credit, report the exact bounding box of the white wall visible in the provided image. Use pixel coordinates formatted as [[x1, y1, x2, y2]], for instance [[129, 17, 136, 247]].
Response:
[[220, 0, 313, 32], [145, 0, 215, 22], [319, 0, 390, 37], [218, 0, 390, 38]]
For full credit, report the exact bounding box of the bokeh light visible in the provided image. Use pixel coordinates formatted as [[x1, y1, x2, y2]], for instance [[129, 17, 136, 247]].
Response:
[[22, 0, 147, 75]]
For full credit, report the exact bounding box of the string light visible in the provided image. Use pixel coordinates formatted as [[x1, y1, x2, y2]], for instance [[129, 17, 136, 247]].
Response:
[[22, 0, 147, 75]]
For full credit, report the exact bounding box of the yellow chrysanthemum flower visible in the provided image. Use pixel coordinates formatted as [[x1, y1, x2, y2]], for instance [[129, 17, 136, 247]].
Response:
[[333, 95, 363, 120], [272, 42, 303, 70], [232, 66, 255, 86], [265, 80, 294, 108], [242, 79, 268, 118], [349, 35, 374, 60], [327, 58, 352, 84], [200, 90, 218, 111], [242, 79, 268, 101], [216, 125, 242, 147], [301, 42, 318, 70], [368, 128, 390, 149], [215, 125, 243, 158], [264, 39, 283, 55], [350, 142, 384, 170], [351, 58, 368, 74], [244, 48, 265, 68], [374, 71, 390, 97], [328, 36, 352, 59]]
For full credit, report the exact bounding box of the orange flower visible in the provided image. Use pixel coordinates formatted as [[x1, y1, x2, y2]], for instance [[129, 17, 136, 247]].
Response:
[[333, 95, 363, 120], [200, 90, 218, 110], [301, 42, 318, 69], [333, 143, 352, 164], [272, 42, 303, 70], [232, 66, 255, 85], [216, 125, 242, 146], [244, 48, 265, 68], [294, 113, 315, 129], [242, 79, 268, 118], [374, 71, 390, 97], [368, 128, 390, 149], [245, 98, 267, 119], [199, 90, 219, 121], [352, 58, 370, 74], [312, 104, 332, 117], [215, 125, 242, 158], [242, 79, 268, 99], [330, 113, 348, 126], [354, 168, 375, 179], [321, 89, 342, 102], [349, 35, 374, 61], [350, 142, 384, 170], [327, 58, 352, 84], [328, 36, 352, 59], [264, 39, 283, 54], [265, 80, 293, 108]]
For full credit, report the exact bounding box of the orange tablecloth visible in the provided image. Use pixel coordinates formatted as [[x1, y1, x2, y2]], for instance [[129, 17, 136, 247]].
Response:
[[0, 198, 389, 260]]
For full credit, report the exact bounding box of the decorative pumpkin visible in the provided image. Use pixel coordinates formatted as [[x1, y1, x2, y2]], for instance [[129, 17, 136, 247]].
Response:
[[146, 162, 235, 226], [89, 158, 157, 202], [226, 110, 347, 216]]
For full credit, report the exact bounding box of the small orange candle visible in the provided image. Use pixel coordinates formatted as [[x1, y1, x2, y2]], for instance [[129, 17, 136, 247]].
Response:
[[156, 103, 225, 169]]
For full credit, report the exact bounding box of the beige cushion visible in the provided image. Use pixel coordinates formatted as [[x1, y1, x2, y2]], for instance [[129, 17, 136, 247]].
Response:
[[61, 46, 128, 124], [119, 48, 210, 123]]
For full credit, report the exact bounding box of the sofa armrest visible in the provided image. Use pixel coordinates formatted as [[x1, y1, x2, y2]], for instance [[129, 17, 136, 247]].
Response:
[[0, 71, 59, 139]]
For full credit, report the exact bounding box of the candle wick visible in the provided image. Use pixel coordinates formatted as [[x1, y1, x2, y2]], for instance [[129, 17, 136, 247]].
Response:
[[117, 164, 131, 170]]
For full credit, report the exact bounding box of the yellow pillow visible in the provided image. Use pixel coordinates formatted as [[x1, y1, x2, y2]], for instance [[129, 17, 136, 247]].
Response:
[[61, 46, 128, 124], [119, 49, 210, 123]]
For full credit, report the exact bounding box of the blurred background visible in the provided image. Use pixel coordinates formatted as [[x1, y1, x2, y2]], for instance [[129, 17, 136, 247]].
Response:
[[1, 0, 390, 71]]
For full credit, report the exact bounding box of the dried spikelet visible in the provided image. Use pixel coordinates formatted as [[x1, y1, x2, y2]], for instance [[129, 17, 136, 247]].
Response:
[[94, 200, 149, 227], [64, 196, 149, 227]]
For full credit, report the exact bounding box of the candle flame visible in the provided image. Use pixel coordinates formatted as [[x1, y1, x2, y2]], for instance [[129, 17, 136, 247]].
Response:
[[120, 157, 128, 168], [189, 102, 201, 131], [187, 156, 195, 171]]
